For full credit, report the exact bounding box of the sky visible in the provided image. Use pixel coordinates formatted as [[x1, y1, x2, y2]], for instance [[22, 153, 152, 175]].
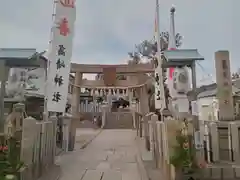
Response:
[[0, 0, 239, 84]]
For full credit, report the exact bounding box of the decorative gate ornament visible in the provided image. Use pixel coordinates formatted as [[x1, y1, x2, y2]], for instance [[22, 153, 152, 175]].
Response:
[[103, 67, 116, 86]]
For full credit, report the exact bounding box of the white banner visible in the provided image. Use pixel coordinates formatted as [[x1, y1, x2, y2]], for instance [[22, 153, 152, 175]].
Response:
[[47, 0, 76, 112]]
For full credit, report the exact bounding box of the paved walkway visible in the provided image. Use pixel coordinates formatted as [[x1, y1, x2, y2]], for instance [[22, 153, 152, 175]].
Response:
[[57, 130, 141, 180], [75, 128, 101, 149]]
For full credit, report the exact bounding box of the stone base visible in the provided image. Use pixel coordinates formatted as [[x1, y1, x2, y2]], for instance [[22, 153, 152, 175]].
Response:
[[37, 164, 61, 180], [200, 165, 240, 180]]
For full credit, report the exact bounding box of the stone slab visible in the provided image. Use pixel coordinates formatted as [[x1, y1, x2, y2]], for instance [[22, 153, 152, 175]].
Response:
[[96, 162, 111, 170], [82, 170, 103, 180], [57, 130, 142, 180], [102, 171, 122, 180], [122, 172, 141, 180], [59, 170, 86, 180]]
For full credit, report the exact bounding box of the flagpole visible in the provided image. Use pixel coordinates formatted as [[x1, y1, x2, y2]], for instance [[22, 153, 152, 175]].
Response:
[[155, 0, 166, 111]]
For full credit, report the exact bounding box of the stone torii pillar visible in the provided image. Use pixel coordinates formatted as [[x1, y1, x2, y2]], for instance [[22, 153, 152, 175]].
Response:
[[139, 85, 149, 115], [71, 72, 82, 117]]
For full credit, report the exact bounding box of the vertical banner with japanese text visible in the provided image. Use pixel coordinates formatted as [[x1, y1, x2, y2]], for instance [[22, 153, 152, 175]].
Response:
[[154, 56, 165, 110], [47, 0, 76, 112]]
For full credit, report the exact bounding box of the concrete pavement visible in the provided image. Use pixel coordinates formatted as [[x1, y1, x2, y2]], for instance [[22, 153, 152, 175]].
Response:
[[75, 128, 101, 149], [57, 130, 142, 180]]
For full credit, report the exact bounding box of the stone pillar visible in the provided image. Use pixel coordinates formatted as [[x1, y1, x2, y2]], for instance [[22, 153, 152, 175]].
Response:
[[101, 105, 109, 128], [215, 51, 234, 120], [230, 122, 240, 162], [131, 102, 137, 129], [61, 117, 71, 152], [128, 88, 133, 103], [214, 51, 240, 162], [71, 72, 82, 117], [139, 86, 149, 115], [209, 122, 219, 162], [69, 72, 82, 152]]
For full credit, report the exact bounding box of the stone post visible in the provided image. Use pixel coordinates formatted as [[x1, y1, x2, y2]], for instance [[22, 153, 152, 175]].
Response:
[[128, 88, 133, 103], [69, 72, 82, 152], [131, 102, 137, 129], [62, 116, 70, 152], [101, 104, 109, 128], [139, 86, 149, 115], [214, 51, 240, 162], [144, 115, 151, 151], [230, 122, 240, 162], [151, 114, 160, 168], [215, 51, 234, 120], [71, 72, 82, 117]]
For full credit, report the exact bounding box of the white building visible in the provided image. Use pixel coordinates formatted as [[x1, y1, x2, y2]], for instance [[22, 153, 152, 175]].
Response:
[[6, 67, 73, 112], [196, 79, 240, 121]]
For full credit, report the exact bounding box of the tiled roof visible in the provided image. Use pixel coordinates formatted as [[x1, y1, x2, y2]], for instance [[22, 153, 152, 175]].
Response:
[[164, 49, 204, 61], [197, 79, 240, 98]]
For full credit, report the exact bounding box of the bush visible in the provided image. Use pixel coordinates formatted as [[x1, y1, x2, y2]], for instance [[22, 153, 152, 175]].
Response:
[[0, 137, 24, 179]]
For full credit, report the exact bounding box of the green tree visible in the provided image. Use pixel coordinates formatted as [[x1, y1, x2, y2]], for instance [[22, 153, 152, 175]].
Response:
[[129, 32, 182, 111]]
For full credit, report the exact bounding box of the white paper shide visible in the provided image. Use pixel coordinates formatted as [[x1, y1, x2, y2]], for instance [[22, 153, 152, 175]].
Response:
[[47, 0, 76, 112]]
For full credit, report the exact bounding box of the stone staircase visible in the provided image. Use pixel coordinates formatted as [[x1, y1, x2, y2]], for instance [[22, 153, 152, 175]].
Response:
[[104, 112, 133, 129]]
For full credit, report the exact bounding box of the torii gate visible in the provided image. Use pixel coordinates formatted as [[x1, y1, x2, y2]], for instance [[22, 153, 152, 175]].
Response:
[[70, 62, 154, 118]]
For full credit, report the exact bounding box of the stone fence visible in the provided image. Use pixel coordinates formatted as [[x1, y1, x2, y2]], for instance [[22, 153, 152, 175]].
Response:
[[5, 116, 57, 180], [135, 114, 240, 180]]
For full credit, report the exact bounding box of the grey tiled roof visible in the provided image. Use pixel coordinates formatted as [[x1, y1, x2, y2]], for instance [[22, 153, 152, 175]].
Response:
[[197, 80, 240, 99], [0, 48, 36, 59], [0, 48, 42, 67], [198, 88, 217, 98], [233, 78, 240, 89], [164, 49, 204, 61]]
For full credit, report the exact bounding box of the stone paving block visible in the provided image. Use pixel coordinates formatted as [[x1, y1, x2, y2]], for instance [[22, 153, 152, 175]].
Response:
[[123, 163, 139, 172], [60, 170, 86, 180], [202, 168, 211, 179], [122, 172, 141, 180], [223, 167, 234, 179], [211, 167, 221, 179], [107, 153, 122, 162], [114, 150, 126, 157], [83, 161, 101, 170], [79, 154, 108, 161], [121, 155, 136, 163], [58, 130, 142, 180], [106, 149, 115, 155], [82, 170, 103, 180], [110, 161, 126, 171], [96, 162, 111, 170], [102, 170, 122, 180], [235, 167, 240, 178]]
